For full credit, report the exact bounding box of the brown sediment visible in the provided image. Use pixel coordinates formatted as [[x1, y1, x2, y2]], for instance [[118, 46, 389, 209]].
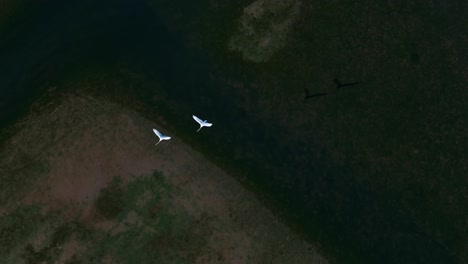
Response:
[[0, 91, 328, 263]]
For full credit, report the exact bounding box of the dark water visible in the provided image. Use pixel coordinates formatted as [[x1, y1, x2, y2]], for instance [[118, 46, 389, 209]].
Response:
[[0, 1, 458, 263], [0, 0, 181, 126]]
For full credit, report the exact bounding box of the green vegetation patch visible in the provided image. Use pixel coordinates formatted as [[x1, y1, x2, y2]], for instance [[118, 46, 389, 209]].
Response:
[[76, 171, 211, 263], [21, 223, 75, 264], [0, 204, 80, 263], [0, 152, 50, 206], [95, 177, 125, 220], [0, 205, 43, 257], [1, 171, 213, 263], [0, 200, 80, 264]]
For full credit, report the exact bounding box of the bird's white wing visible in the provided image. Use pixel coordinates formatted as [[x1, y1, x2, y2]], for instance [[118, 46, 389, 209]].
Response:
[[192, 115, 203, 124], [204, 122, 212, 127], [153, 128, 164, 139]]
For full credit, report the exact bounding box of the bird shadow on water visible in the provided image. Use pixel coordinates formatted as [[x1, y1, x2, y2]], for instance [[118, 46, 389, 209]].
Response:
[[0, 0, 459, 263]]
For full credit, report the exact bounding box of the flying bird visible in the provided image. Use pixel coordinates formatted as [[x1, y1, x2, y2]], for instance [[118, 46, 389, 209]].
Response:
[[334, 78, 361, 90], [192, 115, 212, 132], [304, 88, 327, 101], [152, 128, 171, 145]]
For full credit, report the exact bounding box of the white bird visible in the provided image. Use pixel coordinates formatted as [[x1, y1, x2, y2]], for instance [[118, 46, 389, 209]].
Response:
[[192, 115, 212, 132], [152, 128, 171, 145]]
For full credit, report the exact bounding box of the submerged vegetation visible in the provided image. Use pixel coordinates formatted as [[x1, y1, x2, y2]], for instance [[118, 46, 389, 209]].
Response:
[[228, 0, 302, 62]]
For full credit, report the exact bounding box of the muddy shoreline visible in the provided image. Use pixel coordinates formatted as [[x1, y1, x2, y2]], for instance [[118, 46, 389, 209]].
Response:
[[0, 89, 328, 263]]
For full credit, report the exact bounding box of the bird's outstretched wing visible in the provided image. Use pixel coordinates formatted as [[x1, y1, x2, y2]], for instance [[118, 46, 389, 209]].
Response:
[[204, 122, 212, 127], [153, 128, 164, 139], [192, 115, 203, 125]]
